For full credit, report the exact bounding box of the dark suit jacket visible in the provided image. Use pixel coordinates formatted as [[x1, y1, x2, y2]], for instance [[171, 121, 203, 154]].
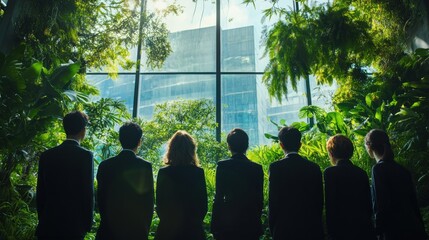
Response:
[[324, 159, 376, 240], [371, 159, 428, 240], [155, 165, 208, 240], [96, 150, 154, 240], [268, 153, 324, 240], [211, 154, 264, 240], [36, 140, 94, 239]]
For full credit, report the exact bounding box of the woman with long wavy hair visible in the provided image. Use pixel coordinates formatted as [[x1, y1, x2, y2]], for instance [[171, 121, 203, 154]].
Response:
[[155, 130, 207, 240]]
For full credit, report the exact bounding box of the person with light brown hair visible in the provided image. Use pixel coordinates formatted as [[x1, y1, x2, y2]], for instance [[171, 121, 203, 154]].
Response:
[[155, 130, 207, 240], [324, 134, 376, 240], [365, 129, 427, 240]]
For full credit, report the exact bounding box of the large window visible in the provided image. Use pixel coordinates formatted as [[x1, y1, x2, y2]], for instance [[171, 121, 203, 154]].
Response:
[[87, 0, 335, 146]]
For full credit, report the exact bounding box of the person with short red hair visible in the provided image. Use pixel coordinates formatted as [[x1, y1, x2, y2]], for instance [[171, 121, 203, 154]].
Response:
[[324, 134, 376, 240]]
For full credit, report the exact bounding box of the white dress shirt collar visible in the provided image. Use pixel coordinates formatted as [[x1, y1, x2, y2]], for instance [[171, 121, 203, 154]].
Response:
[[65, 138, 80, 145]]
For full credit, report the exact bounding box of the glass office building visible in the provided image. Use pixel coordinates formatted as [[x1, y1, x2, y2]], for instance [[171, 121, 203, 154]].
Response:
[[87, 0, 335, 146]]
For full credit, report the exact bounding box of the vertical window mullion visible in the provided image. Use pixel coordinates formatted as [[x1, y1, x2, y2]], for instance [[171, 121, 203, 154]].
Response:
[[216, 0, 222, 142]]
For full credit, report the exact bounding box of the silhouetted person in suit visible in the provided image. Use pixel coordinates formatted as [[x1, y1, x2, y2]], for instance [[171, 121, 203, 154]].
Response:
[[324, 134, 376, 240], [268, 126, 323, 240], [36, 111, 94, 240], [365, 129, 428, 240], [96, 122, 154, 240], [211, 128, 264, 240], [155, 130, 207, 240]]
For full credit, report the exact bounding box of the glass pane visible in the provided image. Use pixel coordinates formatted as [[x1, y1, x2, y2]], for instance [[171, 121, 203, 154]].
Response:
[[220, 0, 295, 72], [86, 47, 137, 73], [221, 75, 259, 146], [222, 74, 309, 147], [142, 0, 216, 72], [86, 74, 135, 113], [139, 74, 216, 119], [309, 76, 336, 111]]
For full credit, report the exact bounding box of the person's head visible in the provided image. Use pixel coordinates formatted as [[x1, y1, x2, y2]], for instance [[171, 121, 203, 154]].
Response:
[[63, 111, 89, 140], [119, 122, 143, 151], [278, 126, 302, 152], [365, 129, 394, 161], [164, 130, 200, 166], [326, 134, 354, 165], [227, 128, 249, 154]]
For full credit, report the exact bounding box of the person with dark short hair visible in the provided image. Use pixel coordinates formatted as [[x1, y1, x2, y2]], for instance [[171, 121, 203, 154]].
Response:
[[211, 128, 264, 240], [96, 122, 154, 240], [268, 126, 324, 240], [324, 134, 376, 240], [36, 111, 94, 240], [365, 129, 428, 240]]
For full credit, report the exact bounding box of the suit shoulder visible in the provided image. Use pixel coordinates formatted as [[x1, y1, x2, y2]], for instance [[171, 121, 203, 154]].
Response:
[[269, 158, 284, 168], [305, 157, 320, 167], [217, 159, 230, 166], [136, 156, 152, 167], [249, 161, 263, 175], [41, 144, 61, 156], [247, 158, 262, 168], [77, 144, 92, 153], [307, 159, 322, 172], [372, 162, 386, 173], [352, 164, 368, 175], [196, 165, 205, 173], [158, 165, 172, 174], [78, 147, 93, 160], [40, 147, 51, 159], [323, 165, 336, 174], [98, 156, 115, 168]]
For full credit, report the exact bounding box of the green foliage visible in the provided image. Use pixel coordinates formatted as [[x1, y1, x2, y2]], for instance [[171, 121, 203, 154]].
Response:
[[0, 0, 178, 235], [0, 48, 93, 239], [0, 0, 174, 71], [389, 49, 429, 152], [249, 0, 428, 212], [247, 144, 283, 200], [260, 2, 375, 102], [266, 104, 378, 174], [137, 99, 229, 169], [0, 48, 86, 191], [0, 198, 37, 240], [82, 98, 131, 163]]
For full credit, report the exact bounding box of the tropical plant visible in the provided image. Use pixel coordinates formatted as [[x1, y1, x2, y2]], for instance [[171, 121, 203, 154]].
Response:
[[0, 0, 175, 71], [0, 47, 86, 195], [0, 47, 88, 239], [82, 98, 131, 164], [0, 198, 37, 239], [252, 2, 375, 102], [137, 99, 229, 169], [246, 0, 429, 215]]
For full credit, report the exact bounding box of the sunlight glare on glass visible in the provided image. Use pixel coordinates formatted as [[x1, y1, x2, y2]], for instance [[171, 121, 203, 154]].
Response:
[[147, 0, 215, 32], [148, 0, 169, 12]]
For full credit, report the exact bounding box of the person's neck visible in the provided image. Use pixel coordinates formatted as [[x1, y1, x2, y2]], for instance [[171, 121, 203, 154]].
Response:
[[231, 151, 245, 156], [334, 158, 347, 165], [375, 155, 382, 162], [123, 147, 138, 153], [284, 150, 298, 156], [66, 135, 81, 143]]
